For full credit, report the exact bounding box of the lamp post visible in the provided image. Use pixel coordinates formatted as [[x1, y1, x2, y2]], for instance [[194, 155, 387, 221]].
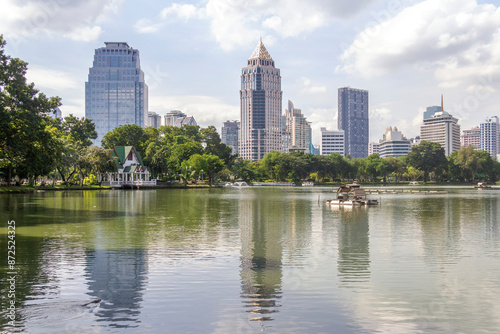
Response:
[[201, 169, 204, 184]]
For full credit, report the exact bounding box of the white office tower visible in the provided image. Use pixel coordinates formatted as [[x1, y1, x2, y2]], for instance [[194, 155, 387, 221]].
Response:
[[480, 116, 499, 159], [320, 128, 345, 156]]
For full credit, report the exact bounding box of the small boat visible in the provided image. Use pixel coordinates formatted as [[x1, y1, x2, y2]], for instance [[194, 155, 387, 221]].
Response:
[[326, 182, 378, 206], [302, 182, 314, 187], [409, 181, 419, 185], [474, 182, 491, 189]]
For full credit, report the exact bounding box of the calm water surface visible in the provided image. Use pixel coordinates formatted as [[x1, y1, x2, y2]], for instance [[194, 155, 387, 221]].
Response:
[[1, 186, 500, 333]]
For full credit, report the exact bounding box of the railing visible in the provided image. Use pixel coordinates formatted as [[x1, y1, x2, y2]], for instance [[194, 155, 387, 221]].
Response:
[[109, 180, 157, 187]]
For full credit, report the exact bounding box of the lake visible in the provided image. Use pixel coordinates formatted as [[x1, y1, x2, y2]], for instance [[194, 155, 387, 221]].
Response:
[[1, 186, 500, 333]]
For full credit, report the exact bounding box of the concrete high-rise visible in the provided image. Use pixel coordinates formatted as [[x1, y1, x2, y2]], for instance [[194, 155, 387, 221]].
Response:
[[320, 128, 345, 156], [420, 99, 460, 156], [239, 39, 282, 160], [378, 126, 411, 158], [461, 126, 480, 149], [222, 120, 240, 155], [480, 116, 499, 158], [146, 112, 162, 129], [285, 100, 311, 153], [338, 87, 369, 158], [85, 42, 148, 145]]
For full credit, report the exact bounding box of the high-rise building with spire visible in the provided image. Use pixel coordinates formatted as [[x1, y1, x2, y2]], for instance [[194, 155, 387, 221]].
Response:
[[85, 42, 148, 145], [239, 39, 282, 160], [420, 96, 460, 156]]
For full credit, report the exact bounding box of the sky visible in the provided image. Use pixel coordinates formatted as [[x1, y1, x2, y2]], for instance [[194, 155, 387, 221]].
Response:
[[1, 0, 499, 145]]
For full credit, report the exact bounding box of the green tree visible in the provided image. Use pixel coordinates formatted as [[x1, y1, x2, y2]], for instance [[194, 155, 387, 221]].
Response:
[[101, 124, 147, 154], [63, 114, 97, 147], [406, 141, 447, 182], [0, 36, 61, 183], [231, 158, 256, 182], [201, 126, 233, 164], [51, 116, 97, 184], [184, 153, 225, 186]]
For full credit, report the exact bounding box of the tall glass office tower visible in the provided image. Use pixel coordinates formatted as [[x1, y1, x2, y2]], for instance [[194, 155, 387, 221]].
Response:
[[240, 39, 282, 161], [338, 87, 369, 158], [85, 42, 148, 145]]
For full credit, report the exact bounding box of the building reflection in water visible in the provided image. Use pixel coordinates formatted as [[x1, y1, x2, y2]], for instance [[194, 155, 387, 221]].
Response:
[[85, 249, 148, 328], [334, 206, 370, 288], [239, 191, 283, 322]]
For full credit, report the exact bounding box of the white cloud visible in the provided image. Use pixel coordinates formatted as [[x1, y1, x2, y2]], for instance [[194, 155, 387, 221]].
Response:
[[149, 95, 239, 129], [338, 0, 500, 91], [26, 66, 80, 91], [0, 0, 122, 42], [134, 19, 165, 34], [160, 4, 203, 20], [300, 77, 327, 94], [136, 0, 375, 51], [305, 107, 338, 144], [63, 26, 103, 42]]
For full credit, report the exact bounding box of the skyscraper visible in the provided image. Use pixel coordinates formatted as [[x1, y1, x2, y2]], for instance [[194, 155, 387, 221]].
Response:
[[147, 111, 162, 129], [239, 39, 282, 161], [420, 99, 460, 156], [221, 120, 240, 155], [285, 100, 312, 153], [85, 42, 148, 145], [424, 106, 441, 120], [480, 116, 499, 158], [338, 87, 369, 158]]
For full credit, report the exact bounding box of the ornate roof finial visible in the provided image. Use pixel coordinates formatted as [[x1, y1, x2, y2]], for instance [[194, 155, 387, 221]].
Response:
[[249, 37, 273, 61]]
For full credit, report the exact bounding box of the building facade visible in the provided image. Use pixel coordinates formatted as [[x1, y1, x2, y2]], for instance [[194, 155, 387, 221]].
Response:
[[320, 128, 345, 156], [338, 87, 369, 158], [480, 116, 499, 158], [222, 120, 240, 155], [420, 110, 460, 156], [107, 146, 155, 187], [424, 106, 441, 120], [378, 126, 411, 158], [239, 39, 282, 161], [164, 110, 197, 128], [368, 142, 380, 155], [147, 111, 162, 129], [85, 42, 148, 145], [461, 126, 481, 149], [285, 100, 312, 153]]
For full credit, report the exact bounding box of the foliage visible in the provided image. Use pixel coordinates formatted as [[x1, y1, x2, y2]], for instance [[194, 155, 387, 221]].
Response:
[[406, 141, 448, 182], [0, 35, 61, 183]]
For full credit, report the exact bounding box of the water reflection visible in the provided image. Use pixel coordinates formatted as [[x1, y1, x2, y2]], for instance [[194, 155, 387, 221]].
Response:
[[335, 207, 370, 287], [239, 190, 283, 322], [85, 249, 148, 328]]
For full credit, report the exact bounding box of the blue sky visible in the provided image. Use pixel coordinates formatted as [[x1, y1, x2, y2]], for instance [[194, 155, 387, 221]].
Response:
[[1, 0, 499, 144]]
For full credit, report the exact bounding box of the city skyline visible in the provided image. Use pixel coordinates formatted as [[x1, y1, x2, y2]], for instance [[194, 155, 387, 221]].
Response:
[[2, 0, 500, 145]]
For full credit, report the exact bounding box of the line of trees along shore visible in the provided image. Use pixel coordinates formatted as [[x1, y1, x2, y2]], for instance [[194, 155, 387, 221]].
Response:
[[2, 35, 500, 186]]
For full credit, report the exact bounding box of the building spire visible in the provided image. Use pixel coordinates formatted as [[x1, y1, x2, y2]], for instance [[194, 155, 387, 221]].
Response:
[[249, 38, 273, 61], [441, 94, 444, 111]]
